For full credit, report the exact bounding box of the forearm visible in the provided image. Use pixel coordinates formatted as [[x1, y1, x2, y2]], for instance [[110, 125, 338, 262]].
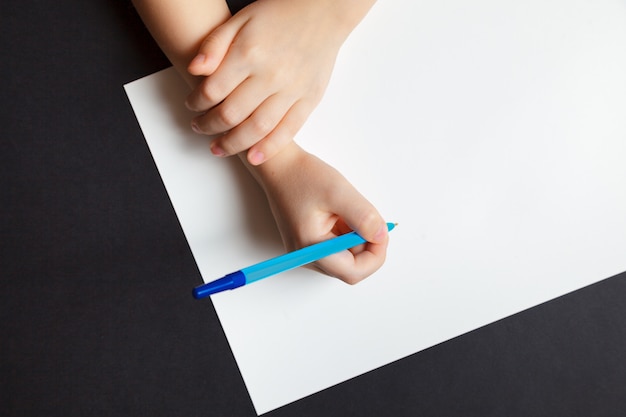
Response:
[[133, 0, 388, 280], [327, 0, 377, 41], [132, 0, 374, 188], [133, 0, 376, 80], [132, 0, 231, 87]]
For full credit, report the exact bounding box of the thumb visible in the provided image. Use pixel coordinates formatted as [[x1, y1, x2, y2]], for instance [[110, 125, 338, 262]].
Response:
[[332, 190, 388, 245], [315, 201, 389, 285], [187, 19, 240, 76], [354, 213, 389, 245]]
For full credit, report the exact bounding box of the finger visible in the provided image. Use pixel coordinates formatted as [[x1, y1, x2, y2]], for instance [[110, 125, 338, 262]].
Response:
[[328, 188, 389, 245], [314, 238, 388, 285], [317, 196, 390, 284], [191, 77, 280, 136], [246, 99, 313, 165], [185, 62, 249, 113], [187, 17, 243, 76], [206, 94, 293, 158]]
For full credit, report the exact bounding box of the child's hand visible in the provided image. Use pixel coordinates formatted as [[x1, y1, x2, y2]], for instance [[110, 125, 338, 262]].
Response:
[[185, 0, 366, 166], [248, 142, 389, 284]]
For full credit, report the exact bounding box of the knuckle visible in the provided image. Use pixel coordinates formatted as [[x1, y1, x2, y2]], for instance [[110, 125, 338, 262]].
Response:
[[238, 42, 264, 62], [220, 131, 251, 156], [215, 104, 240, 128], [358, 209, 381, 233], [221, 139, 238, 155], [218, 136, 239, 156], [276, 119, 296, 139], [202, 33, 221, 51], [200, 82, 222, 105], [249, 116, 273, 137]]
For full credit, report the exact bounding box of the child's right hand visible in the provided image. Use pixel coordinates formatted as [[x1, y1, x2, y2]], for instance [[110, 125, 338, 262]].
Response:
[[247, 142, 390, 284]]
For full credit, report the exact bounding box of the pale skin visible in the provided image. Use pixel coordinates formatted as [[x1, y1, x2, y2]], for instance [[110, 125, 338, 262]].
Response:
[[185, 0, 376, 166], [132, 0, 388, 283]]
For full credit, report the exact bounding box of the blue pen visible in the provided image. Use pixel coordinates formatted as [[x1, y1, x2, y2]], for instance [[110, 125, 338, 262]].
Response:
[[192, 222, 396, 299]]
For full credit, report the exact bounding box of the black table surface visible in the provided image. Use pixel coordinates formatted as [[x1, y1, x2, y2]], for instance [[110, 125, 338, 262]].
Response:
[[3, 1, 626, 416]]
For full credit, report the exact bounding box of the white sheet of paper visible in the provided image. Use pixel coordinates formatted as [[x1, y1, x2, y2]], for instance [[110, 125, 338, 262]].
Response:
[[125, 0, 626, 413]]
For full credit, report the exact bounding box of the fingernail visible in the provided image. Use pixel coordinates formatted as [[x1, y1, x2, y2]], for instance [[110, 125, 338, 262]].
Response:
[[191, 122, 201, 134], [249, 151, 265, 165], [189, 53, 207, 68], [210, 143, 226, 157], [374, 224, 388, 242]]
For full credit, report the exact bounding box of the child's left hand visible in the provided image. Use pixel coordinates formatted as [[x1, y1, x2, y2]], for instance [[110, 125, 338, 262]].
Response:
[[184, 0, 368, 166]]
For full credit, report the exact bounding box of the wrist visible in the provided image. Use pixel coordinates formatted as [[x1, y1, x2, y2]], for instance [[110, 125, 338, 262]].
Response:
[[327, 0, 377, 40], [239, 141, 305, 192]]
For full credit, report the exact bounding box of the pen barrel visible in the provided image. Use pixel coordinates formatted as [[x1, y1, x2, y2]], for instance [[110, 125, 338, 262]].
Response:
[[192, 223, 395, 298], [242, 231, 368, 284]]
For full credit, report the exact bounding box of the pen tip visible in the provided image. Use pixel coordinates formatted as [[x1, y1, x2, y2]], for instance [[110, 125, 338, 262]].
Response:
[[386, 222, 398, 232]]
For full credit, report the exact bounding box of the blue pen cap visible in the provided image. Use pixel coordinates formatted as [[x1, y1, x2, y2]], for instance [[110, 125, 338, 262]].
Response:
[[192, 270, 246, 299]]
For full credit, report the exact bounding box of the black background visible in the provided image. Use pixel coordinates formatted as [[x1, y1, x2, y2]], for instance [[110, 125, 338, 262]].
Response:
[[2, 1, 626, 416]]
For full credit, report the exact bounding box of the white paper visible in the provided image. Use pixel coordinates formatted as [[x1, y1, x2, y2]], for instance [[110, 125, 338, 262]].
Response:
[[125, 0, 626, 413]]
